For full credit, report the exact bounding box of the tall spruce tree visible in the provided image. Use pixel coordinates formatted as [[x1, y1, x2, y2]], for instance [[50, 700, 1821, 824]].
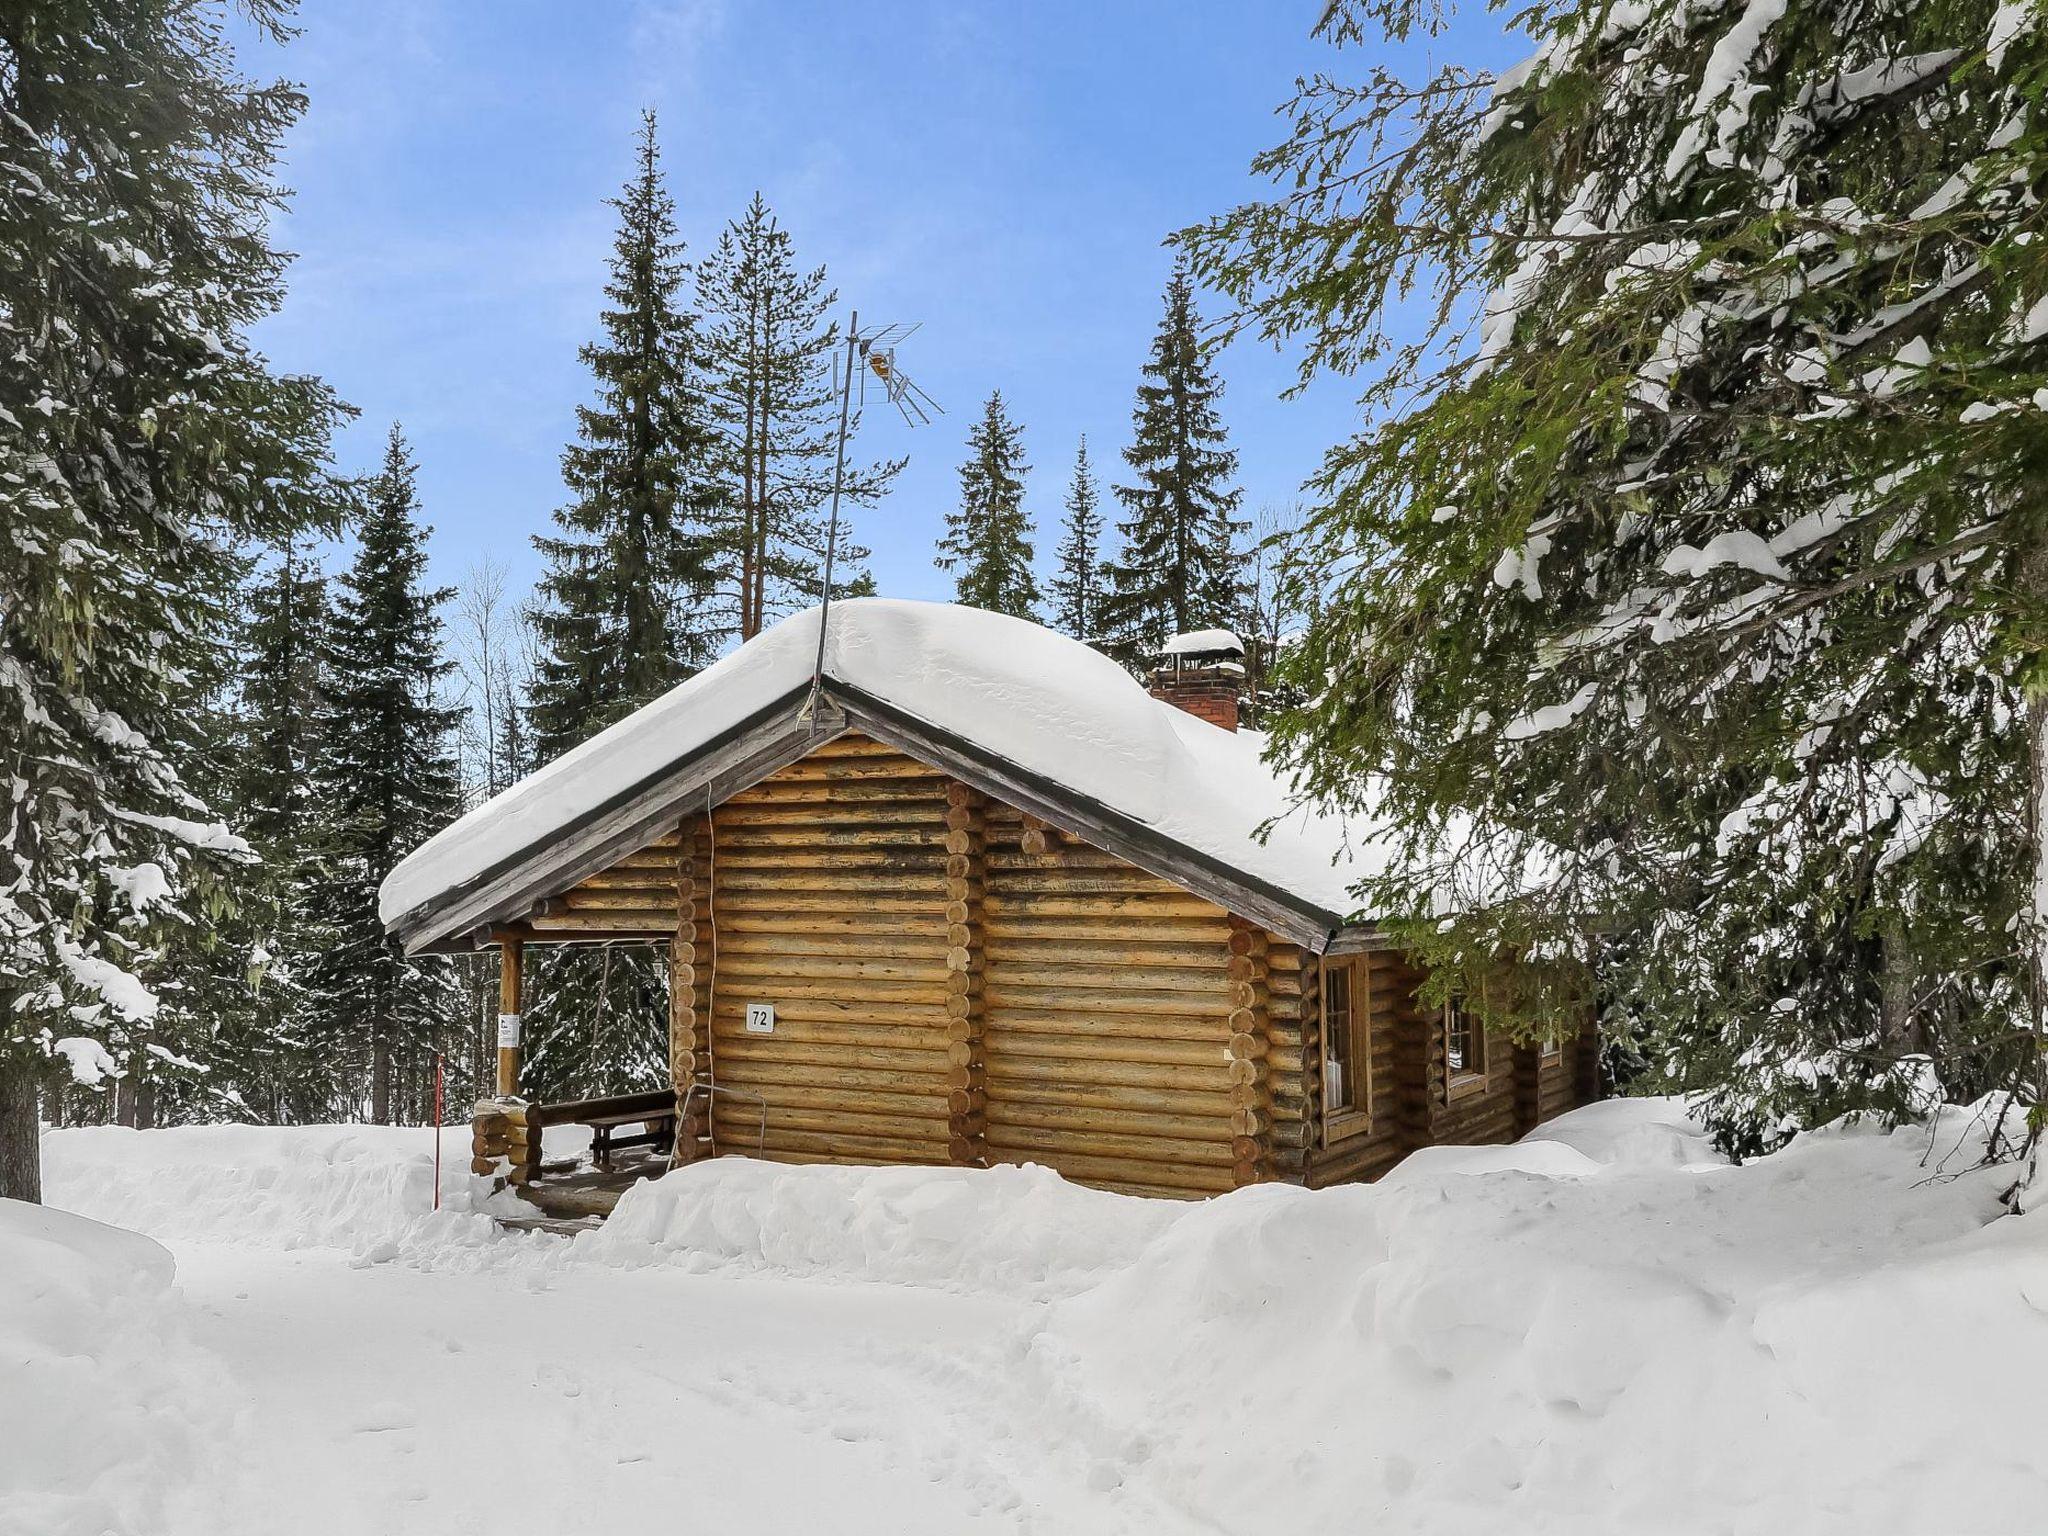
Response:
[[523, 112, 715, 1100], [1098, 263, 1248, 665], [937, 391, 1039, 618], [306, 427, 461, 1125], [696, 193, 895, 641], [528, 111, 716, 759], [0, 0, 346, 1197], [217, 539, 337, 1122], [1050, 437, 1107, 641], [1183, 0, 2048, 1164]]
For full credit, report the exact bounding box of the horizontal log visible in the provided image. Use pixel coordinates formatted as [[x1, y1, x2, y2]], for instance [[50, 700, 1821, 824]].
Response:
[[707, 1058, 951, 1094], [712, 954, 950, 985], [989, 962, 1230, 996], [712, 803, 949, 829], [714, 871, 947, 895], [704, 977, 952, 1006], [708, 1037, 950, 1072], [983, 916, 1235, 945], [699, 1019, 946, 1052], [715, 1103, 950, 1139], [982, 939, 1233, 972], [988, 1079, 1239, 1117], [739, 1126, 951, 1161], [982, 985, 1230, 1019], [980, 1006, 1230, 1044], [990, 1101, 1233, 1143], [984, 1055, 1234, 1093]]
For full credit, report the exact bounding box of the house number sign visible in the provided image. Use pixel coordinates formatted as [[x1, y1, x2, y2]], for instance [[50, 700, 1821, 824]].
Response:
[[744, 1002, 776, 1035]]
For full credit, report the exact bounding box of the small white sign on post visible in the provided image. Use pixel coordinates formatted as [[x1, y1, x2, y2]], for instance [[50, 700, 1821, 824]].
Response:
[[496, 1013, 522, 1049], [744, 1002, 776, 1035]]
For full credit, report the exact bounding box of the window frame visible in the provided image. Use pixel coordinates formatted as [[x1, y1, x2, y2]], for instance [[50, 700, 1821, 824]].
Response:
[[1319, 958, 1373, 1143], [1441, 996, 1487, 1100]]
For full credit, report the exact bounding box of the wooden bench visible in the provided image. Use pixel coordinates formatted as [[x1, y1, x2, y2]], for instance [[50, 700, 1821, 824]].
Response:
[[526, 1088, 677, 1175]]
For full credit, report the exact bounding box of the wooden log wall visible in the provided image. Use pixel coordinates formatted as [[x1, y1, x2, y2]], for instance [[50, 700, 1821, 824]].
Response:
[[697, 736, 955, 1167], [496, 729, 1607, 1199], [524, 827, 683, 938], [980, 801, 1240, 1197]]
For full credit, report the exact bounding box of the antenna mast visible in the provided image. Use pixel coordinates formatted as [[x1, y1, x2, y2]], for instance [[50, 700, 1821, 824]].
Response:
[[803, 315, 942, 723]]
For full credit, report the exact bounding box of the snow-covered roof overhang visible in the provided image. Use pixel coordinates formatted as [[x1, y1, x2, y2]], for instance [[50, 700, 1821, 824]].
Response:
[[379, 601, 1383, 954]]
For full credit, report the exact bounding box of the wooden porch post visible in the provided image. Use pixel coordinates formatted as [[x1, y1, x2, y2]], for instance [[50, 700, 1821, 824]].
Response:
[[497, 937, 524, 1099]]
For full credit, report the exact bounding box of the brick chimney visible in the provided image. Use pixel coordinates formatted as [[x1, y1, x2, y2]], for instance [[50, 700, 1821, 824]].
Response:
[[1148, 629, 1245, 732]]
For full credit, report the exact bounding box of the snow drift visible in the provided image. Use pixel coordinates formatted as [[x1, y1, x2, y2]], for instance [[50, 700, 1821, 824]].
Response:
[[0, 1202, 226, 1536], [34, 1099, 2048, 1534], [527, 1099, 2042, 1533], [580, 1156, 1190, 1299], [42, 1122, 466, 1249]]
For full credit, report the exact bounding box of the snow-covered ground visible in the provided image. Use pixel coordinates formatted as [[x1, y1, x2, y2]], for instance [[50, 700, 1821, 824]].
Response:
[[9, 1100, 2047, 1535]]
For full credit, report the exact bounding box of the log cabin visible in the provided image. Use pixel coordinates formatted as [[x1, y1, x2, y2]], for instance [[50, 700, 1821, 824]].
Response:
[[379, 600, 1597, 1212]]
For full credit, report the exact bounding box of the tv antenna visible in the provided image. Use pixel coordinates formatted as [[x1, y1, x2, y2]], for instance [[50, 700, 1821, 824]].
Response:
[[806, 312, 942, 720]]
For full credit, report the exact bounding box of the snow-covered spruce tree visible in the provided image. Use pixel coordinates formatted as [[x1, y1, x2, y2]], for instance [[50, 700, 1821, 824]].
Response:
[[1097, 262, 1248, 666], [305, 427, 461, 1125], [937, 391, 1039, 618], [1182, 0, 2048, 1159], [524, 113, 716, 1102], [529, 111, 717, 760], [208, 537, 338, 1122], [1049, 437, 1107, 641], [696, 193, 895, 642], [0, 0, 345, 1197]]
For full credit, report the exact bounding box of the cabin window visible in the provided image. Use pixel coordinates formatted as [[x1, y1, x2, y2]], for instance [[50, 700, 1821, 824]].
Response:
[[1320, 959, 1372, 1141], [1540, 1033, 1564, 1062], [1443, 997, 1485, 1095]]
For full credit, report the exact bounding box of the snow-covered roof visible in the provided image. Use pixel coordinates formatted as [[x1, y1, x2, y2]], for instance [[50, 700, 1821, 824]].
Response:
[[1160, 627, 1244, 658], [380, 601, 1385, 946]]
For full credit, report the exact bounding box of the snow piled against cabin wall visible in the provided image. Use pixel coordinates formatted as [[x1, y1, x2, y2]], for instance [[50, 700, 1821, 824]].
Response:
[[28, 1098, 2048, 1534]]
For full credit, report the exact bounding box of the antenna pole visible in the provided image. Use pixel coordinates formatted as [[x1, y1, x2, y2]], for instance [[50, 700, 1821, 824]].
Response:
[[808, 308, 858, 721]]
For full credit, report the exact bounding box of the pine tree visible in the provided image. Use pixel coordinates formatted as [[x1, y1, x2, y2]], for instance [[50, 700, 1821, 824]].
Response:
[[937, 391, 1039, 618], [696, 193, 895, 641], [1097, 264, 1247, 664], [523, 113, 717, 1100], [1182, 0, 2048, 1160], [0, 1, 346, 1198], [528, 111, 716, 761], [306, 427, 462, 1125], [1049, 437, 1107, 641]]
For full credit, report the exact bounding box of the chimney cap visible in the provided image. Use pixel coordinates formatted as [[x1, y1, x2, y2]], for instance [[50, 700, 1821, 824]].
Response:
[[1159, 628, 1245, 665]]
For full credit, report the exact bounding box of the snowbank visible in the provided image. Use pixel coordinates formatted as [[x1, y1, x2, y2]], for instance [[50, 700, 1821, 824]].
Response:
[[558, 1100, 2048, 1532], [27, 1101, 2048, 1533], [43, 1122, 473, 1250], [578, 1155, 1191, 1299], [0, 1202, 225, 1536], [1044, 1100, 2036, 1535]]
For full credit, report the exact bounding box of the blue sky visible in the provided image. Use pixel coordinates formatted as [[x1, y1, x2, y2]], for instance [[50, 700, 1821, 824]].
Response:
[[242, 1, 1514, 612]]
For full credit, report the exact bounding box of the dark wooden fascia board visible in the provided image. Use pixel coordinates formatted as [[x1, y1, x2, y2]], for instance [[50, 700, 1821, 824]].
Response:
[[828, 684, 1344, 950]]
